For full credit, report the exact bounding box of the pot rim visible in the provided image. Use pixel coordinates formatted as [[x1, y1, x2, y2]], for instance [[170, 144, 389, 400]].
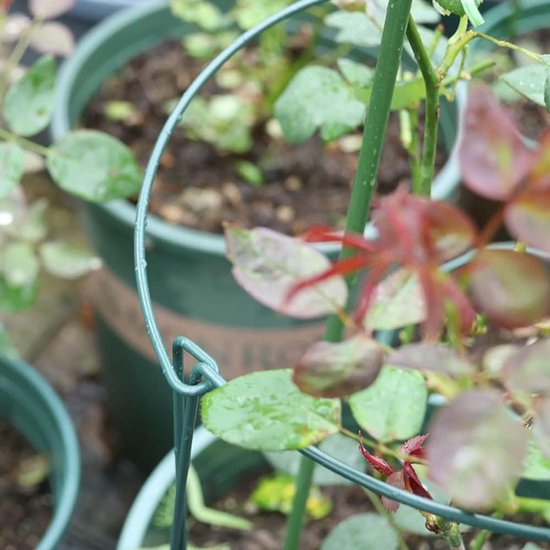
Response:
[[51, 0, 464, 256], [0, 355, 80, 550], [116, 425, 215, 550]]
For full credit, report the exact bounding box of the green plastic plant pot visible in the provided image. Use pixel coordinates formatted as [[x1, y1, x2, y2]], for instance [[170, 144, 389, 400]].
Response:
[[0, 355, 80, 550], [51, 0, 464, 471], [116, 426, 266, 549]]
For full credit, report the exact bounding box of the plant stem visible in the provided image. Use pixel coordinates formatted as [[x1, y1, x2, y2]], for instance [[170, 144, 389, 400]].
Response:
[[470, 511, 504, 550], [473, 32, 544, 63], [406, 17, 440, 196], [282, 452, 316, 550], [324, 0, 414, 343], [0, 126, 50, 156], [284, 1, 414, 548]]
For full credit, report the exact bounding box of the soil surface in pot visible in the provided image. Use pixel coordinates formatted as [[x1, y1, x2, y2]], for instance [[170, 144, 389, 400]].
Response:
[[81, 40, 447, 236], [160, 471, 550, 549], [0, 419, 53, 550]]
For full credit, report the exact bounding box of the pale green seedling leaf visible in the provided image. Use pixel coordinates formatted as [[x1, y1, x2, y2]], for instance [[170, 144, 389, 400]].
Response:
[[325, 12, 382, 47], [6, 198, 48, 242], [264, 432, 366, 486], [233, 0, 292, 29], [225, 225, 347, 318], [0, 143, 25, 198], [1, 242, 39, 286], [40, 241, 102, 279], [47, 130, 142, 202], [321, 513, 398, 550], [170, 0, 230, 30], [348, 366, 427, 442], [201, 369, 340, 451], [501, 56, 550, 109], [3, 55, 56, 136], [30, 0, 75, 19], [275, 65, 365, 143], [30, 22, 74, 56]]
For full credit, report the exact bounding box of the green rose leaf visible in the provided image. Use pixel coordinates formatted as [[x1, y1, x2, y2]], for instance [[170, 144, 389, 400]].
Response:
[[348, 366, 427, 442], [40, 241, 102, 279], [321, 514, 398, 550], [201, 369, 341, 451], [225, 225, 347, 318], [0, 142, 25, 198], [1, 242, 39, 287], [274, 65, 365, 143], [427, 389, 528, 509], [500, 56, 550, 110], [0, 276, 38, 311], [3, 55, 56, 136], [325, 12, 382, 47], [522, 437, 550, 481], [47, 130, 142, 202]]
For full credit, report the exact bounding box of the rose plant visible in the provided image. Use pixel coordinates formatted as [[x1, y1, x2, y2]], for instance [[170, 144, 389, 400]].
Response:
[[192, 1, 550, 549]]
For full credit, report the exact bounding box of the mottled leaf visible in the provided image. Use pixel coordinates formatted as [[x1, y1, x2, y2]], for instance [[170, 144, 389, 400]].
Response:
[[365, 269, 425, 330], [505, 188, 550, 253], [29, 0, 75, 19], [501, 339, 550, 395], [389, 343, 474, 377], [274, 65, 365, 143], [500, 56, 550, 109], [264, 433, 365, 486], [1, 242, 39, 286], [30, 22, 74, 56], [348, 367, 427, 442], [201, 370, 340, 451], [0, 275, 38, 311], [481, 344, 519, 376], [225, 225, 347, 318], [427, 389, 528, 509], [40, 241, 102, 279], [321, 514, 398, 550], [47, 130, 142, 202], [3, 55, 56, 136], [459, 85, 536, 200], [468, 249, 550, 329], [293, 335, 384, 397], [0, 142, 25, 198]]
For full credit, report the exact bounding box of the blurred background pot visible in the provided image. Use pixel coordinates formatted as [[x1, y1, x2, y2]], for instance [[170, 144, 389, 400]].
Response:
[[0, 354, 80, 550]]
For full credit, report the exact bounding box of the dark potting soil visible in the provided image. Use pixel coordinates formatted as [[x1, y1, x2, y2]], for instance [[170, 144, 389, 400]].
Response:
[[81, 40, 447, 236], [184, 473, 550, 550], [0, 419, 52, 550]]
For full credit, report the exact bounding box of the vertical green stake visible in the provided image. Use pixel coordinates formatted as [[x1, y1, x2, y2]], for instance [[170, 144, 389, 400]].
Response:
[[284, 1, 414, 549]]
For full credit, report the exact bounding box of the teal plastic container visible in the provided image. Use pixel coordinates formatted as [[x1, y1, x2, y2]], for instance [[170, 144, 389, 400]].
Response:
[[0, 355, 80, 550]]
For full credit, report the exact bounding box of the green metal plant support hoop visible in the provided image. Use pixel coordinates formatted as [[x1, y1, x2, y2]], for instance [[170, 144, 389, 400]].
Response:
[[134, 0, 550, 548]]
